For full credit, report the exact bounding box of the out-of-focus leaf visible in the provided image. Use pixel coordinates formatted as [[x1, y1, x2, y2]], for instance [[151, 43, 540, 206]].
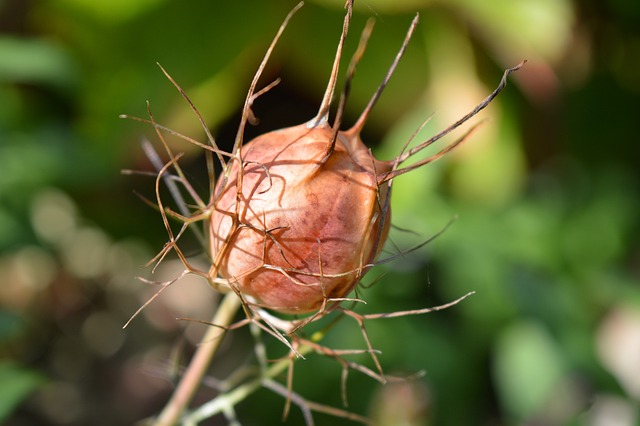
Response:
[[0, 362, 46, 423], [0, 208, 25, 250], [309, 0, 433, 14], [0, 38, 77, 90], [0, 310, 25, 343], [493, 321, 565, 420], [447, 103, 526, 206], [451, 0, 574, 62], [0, 85, 23, 128], [0, 138, 60, 195], [560, 173, 638, 273], [51, 0, 166, 23]]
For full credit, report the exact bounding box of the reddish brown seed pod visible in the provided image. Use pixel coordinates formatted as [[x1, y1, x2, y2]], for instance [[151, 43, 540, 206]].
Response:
[[210, 122, 392, 314], [208, 2, 522, 315], [122, 4, 522, 424]]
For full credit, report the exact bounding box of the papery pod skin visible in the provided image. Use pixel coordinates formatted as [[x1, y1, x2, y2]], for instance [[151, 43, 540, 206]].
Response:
[[210, 122, 391, 314]]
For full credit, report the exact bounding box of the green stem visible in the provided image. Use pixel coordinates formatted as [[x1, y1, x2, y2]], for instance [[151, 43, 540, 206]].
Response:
[[183, 345, 313, 424], [153, 292, 242, 426]]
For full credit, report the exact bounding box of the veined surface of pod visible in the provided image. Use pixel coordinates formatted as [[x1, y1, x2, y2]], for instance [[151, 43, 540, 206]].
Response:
[[210, 122, 391, 313]]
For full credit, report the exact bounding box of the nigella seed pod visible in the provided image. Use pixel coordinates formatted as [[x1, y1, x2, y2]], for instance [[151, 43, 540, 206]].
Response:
[[123, 3, 523, 424], [210, 122, 392, 313], [207, 2, 522, 315]]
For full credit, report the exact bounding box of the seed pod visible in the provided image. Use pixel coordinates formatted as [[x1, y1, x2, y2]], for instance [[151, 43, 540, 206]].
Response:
[[208, 2, 522, 314], [210, 121, 391, 313]]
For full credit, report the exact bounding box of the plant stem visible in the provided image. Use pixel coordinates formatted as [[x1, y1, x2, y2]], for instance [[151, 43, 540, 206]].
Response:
[[183, 345, 313, 424], [153, 292, 242, 426]]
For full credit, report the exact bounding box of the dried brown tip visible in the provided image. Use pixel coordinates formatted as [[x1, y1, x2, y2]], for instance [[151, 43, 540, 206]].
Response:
[[308, 0, 354, 128], [348, 13, 420, 137], [379, 60, 527, 184], [233, 1, 304, 156], [320, 17, 375, 164], [156, 63, 226, 169]]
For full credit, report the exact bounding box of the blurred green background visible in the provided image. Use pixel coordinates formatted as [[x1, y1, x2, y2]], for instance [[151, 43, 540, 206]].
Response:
[[1, 0, 639, 425]]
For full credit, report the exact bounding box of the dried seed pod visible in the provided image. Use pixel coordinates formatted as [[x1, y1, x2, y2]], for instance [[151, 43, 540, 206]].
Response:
[[208, 2, 522, 314], [210, 122, 391, 313]]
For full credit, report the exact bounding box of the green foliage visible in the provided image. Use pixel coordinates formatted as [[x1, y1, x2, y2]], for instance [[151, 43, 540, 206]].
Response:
[[0, 361, 45, 422], [0, 0, 638, 424], [493, 321, 566, 420], [0, 310, 46, 422]]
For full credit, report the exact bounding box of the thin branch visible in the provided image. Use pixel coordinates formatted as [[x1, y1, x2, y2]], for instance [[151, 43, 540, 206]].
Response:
[[232, 2, 304, 157], [361, 291, 475, 320], [391, 61, 526, 167], [153, 292, 242, 426], [321, 17, 376, 165], [349, 13, 420, 135], [309, 0, 354, 128], [156, 63, 226, 169]]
